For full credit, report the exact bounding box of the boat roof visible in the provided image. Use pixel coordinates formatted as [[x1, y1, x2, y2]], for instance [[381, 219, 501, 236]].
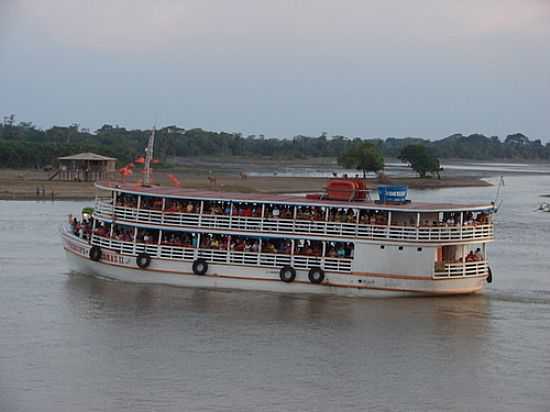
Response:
[[96, 181, 495, 213]]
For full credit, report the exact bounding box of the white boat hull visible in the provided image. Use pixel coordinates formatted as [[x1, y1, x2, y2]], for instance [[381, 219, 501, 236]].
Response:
[[63, 233, 486, 297]]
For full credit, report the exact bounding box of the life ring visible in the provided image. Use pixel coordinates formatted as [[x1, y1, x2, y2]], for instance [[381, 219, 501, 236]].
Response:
[[487, 267, 493, 283], [136, 253, 151, 269], [279, 266, 296, 283], [308, 267, 325, 284], [192, 259, 208, 275], [89, 245, 102, 262]]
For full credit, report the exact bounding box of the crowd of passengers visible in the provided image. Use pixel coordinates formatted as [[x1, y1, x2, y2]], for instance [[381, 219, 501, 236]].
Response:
[[114, 194, 490, 227], [445, 248, 485, 264], [92, 222, 353, 258], [198, 235, 354, 258], [422, 211, 490, 227], [69, 215, 92, 240]]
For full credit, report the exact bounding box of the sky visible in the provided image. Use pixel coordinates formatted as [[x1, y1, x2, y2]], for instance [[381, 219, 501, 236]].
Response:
[[1, 0, 549, 140]]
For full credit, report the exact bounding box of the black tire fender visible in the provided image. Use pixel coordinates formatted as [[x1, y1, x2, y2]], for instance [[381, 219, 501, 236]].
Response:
[[308, 267, 325, 284], [136, 253, 151, 269], [89, 245, 102, 262], [487, 267, 493, 283], [192, 259, 208, 276], [279, 266, 296, 283]]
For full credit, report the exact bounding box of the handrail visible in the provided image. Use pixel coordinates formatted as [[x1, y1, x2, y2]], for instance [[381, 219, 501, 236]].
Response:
[[94, 200, 494, 243], [433, 261, 488, 278], [89, 235, 353, 273]]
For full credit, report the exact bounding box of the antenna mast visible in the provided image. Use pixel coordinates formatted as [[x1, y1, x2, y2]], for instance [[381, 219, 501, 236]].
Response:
[[143, 127, 156, 186]]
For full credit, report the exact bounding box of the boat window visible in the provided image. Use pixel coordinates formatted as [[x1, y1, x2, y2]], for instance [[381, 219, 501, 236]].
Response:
[[230, 235, 260, 252], [108, 223, 133, 241], [117, 193, 138, 208], [140, 196, 163, 210], [136, 228, 159, 244], [232, 202, 262, 217], [295, 239, 323, 257], [358, 209, 388, 225], [200, 233, 230, 250], [325, 241, 354, 258], [162, 231, 197, 248], [265, 204, 293, 219], [262, 238, 291, 254], [295, 205, 325, 221], [165, 198, 200, 213], [328, 208, 357, 223], [203, 200, 230, 215]]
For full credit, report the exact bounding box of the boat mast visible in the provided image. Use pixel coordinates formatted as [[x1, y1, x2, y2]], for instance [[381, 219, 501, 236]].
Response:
[[143, 127, 156, 187]]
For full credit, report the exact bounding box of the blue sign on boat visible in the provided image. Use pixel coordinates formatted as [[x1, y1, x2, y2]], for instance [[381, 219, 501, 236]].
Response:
[[377, 185, 408, 202]]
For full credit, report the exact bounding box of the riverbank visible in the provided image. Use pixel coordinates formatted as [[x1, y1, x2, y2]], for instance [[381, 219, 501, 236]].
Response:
[[0, 169, 491, 200]]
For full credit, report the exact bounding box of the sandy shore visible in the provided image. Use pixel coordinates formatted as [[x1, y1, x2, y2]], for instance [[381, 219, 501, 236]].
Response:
[[0, 168, 491, 201]]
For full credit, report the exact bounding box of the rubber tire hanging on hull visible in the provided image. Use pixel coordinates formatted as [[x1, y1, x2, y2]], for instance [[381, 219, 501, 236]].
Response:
[[89, 246, 102, 262], [487, 267, 493, 283], [280, 266, 296, 283], [192, 259, 208, 275], [308, 267, 325, 284], [136, 253, 151, 269]]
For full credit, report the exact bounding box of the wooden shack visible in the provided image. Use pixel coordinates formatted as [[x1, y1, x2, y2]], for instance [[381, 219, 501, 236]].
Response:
[[55, 153, 117, 181]]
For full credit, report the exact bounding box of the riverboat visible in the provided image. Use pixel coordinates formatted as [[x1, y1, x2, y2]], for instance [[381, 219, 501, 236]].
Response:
[[61, 132, 496, 297]]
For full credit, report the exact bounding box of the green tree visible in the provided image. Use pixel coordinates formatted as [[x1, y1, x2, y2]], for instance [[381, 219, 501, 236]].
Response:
[[337, 141, 384, 178], [398, 144, 441, 178]]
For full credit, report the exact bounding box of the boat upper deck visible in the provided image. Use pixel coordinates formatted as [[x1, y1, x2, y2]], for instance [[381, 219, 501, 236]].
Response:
[[96, 181, 495, 213]]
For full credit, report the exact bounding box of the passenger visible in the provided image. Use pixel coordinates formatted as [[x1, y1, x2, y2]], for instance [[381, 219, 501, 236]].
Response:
[[231, 238, 245, 251], [465, 250, 475, 262], [280, 240, 292, 254], [337, 245, 346, 257], [250, 240, 259, 253], [327, 247, 337, 258], [264, 242, 277, 254], [312, 245, 322, 257], [474, 248, 483, 261]]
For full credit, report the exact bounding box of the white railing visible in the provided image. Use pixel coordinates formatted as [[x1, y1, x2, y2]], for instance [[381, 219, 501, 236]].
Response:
[[94, 200, 494, 243], [433, 261, 489, 279], [90, 235, 353, 273]]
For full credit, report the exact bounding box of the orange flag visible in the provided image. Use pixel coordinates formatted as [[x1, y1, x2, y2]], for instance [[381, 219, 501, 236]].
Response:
[[168, 174, 182, 188]]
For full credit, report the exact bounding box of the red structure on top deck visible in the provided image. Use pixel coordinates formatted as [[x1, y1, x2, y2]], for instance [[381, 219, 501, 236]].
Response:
[[324, 179, 367, 202]]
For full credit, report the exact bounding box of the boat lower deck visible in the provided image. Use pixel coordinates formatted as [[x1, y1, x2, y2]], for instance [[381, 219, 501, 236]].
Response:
[[63, 232, 487, 297]]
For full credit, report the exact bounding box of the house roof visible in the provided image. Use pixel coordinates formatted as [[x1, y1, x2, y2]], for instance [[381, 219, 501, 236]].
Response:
[[58, 152, 117, 161]]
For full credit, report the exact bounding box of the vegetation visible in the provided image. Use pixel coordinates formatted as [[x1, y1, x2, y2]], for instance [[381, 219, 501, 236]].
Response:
[[398, 144, 441, 178], [1, 114, 549, 169], [337, 142, 384, 177]]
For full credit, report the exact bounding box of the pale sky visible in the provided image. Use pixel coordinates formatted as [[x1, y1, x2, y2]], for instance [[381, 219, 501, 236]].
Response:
[[1, 0, 549, 140]]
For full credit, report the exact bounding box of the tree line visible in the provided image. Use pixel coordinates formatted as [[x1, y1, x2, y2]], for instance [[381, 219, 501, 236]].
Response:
[[1, 115, 549, 169]]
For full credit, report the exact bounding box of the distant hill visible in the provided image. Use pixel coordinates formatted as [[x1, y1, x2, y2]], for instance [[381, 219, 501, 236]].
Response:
[[1, 115, 549, 168]]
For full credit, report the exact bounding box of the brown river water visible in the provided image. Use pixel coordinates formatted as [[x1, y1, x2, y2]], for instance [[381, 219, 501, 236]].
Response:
[[1, 175, 550, 411]]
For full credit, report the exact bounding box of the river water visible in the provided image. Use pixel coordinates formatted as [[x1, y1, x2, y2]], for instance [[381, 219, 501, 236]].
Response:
[[1, 175, 550, 411]]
